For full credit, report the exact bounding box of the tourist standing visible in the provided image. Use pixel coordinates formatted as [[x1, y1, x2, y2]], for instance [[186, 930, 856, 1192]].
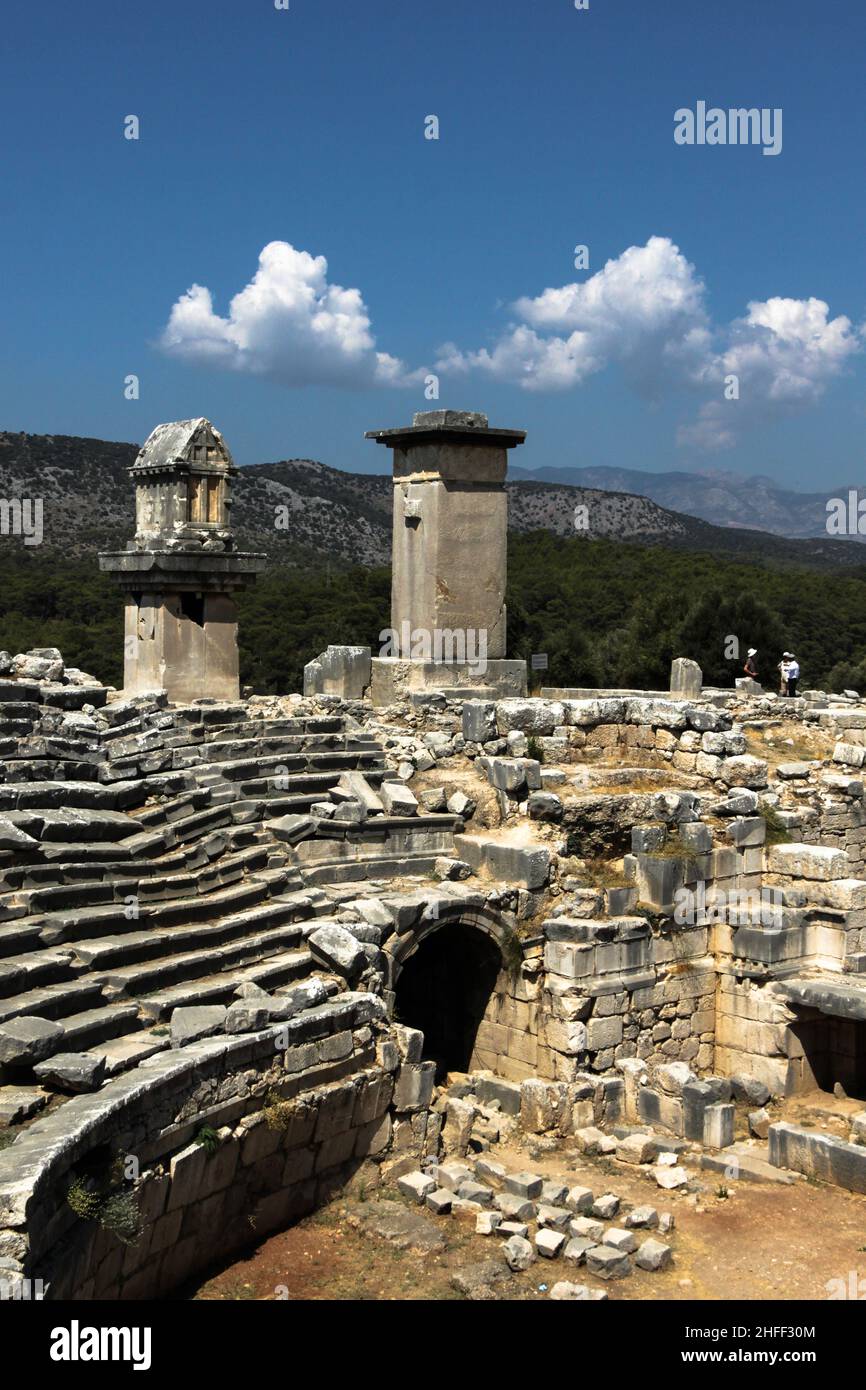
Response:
[[778, 654, 790, 694], [743, 648, 759, 681], [786, 653, 800, 698]]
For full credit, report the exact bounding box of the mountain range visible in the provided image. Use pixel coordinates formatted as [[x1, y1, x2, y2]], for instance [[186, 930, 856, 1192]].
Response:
[[1, 430, 865, 573], [510, 463, 864, 541]]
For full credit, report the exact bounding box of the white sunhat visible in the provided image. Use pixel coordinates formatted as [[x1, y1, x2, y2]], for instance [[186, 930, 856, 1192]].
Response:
[[747, 648, 757, 656]]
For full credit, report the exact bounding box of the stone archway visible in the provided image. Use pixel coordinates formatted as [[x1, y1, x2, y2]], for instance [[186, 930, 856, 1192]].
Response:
[[387, 902, 529, 1083], [394, 923, 503, 1079]]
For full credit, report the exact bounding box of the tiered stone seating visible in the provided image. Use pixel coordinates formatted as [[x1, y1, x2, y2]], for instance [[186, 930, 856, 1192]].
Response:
[[0, 684, 463, 1114]]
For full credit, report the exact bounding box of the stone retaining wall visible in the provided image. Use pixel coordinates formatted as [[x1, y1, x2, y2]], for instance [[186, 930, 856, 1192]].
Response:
[[0, 992, 409, 1300]]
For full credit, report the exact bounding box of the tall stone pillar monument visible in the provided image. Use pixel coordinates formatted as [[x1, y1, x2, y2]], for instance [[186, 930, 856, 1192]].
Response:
[[365, 409, 527, 704], [99, 418, 265, 702]]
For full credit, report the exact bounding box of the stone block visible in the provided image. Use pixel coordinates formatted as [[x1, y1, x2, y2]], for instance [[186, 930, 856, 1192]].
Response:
[[635, 1238, 672, 1271], [586, 1245, 631, 1280]]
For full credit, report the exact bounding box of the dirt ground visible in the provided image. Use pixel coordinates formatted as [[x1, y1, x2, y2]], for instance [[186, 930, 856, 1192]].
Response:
[[185, 1137, 866, 1302]]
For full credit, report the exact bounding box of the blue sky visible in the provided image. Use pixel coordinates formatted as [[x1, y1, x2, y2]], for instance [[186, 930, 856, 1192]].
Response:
[[1, 0, 864, 488]]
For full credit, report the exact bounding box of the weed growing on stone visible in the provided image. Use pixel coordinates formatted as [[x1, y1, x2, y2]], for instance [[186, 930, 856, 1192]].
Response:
[[194, 1125, 220, 1156], [759, 800, 791, 846], [263, 1088, 295, 1131], [65, 1153, 142, 1246]]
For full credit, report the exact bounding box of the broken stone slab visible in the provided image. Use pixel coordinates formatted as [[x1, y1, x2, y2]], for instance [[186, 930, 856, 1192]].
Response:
[[625, 1205, 659, 1229], [455, 832, 550, 889], [303, 645, 371, 700], [635, 1238, 673, 1271], [170, 1005, 227, 1048], [265, 813, 316, 844], [476, 1077, 521, 1117], [225, 1001, 271, 1034], [0, 1086, 47, 1126], [475, 1156, 507, 1185], [549, 1281, 608, 1301], [655, 1165, 689, 1190], [330, 798, 367, 824], [475, 1210, 502, 1235], [502, 1234, 535, 1271], [393, 1061, 436, 1113], [0, 1016, 64, 1066], [346, 1200, 446, 1254], [307, 923, 366, 979], [336, 771, 384, 814], [379, 781, 419, 816], [32, 1052, 106, 1093]]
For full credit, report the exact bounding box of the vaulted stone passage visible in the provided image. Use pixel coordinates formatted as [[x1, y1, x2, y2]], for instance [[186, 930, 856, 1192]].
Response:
[[787, 1010, 866, 1101], [394, 924, 503, 1081]]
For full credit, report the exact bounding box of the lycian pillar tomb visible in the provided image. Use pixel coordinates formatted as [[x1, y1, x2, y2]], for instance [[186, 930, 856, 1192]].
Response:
[[99, 418, 265, 702], [365, 409, 528, 703]]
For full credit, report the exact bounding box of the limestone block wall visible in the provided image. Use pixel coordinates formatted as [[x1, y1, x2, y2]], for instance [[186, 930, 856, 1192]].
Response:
[[539, 920, 717, 1083], [0, 993, 413, 1300]]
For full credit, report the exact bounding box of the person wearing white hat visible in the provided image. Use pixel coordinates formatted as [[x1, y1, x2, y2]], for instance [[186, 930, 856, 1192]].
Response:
[[785, 653, 800, 698], [743, 648, 759, 681]]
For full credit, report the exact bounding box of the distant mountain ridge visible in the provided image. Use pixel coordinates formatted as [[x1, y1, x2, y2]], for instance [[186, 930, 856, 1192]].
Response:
[[1, 430, 865, 573], [510, 462, 863, 541]]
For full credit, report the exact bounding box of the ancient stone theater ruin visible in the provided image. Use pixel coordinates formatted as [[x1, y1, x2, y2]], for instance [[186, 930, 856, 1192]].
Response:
[[2, 409, 866, 1300]]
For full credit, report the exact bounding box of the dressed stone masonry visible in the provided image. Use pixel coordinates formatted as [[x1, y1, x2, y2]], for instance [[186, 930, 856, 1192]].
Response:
[[99, 420, 265, 703]]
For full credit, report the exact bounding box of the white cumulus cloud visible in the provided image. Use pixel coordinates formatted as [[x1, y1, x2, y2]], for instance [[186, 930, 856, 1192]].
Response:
[[436, 236, 862, 449], [160, 241, 423, 389]]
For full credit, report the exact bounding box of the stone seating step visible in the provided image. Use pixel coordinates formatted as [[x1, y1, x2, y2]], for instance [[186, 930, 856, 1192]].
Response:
[[0, 945, 82, 998], [59, 1001, 144, 1052], [134, 789, 213, 827], [97, 1029, 171, 1076], [187, 751, 387, 783], [0, 825, 266, 895], [0, 779, 149, 812], [69, 900, 307, 972], [133, 945, 314, 1020], [0, 975, 106, 1025], [0, 760, 102, 783], [0, 874, 277, 963], [199, 735, 383, 762], [302, 854, 445, 885], [234, 767, 384, 800], [4, 808, 144, 844]]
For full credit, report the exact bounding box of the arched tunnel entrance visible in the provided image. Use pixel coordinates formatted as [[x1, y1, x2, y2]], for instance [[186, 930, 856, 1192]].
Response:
[[393, 923, 504, 1081]]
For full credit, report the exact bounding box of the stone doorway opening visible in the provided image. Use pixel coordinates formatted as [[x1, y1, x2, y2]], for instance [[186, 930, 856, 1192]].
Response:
[[393, 923, 503, 1082], [787, 1010, 866, 1102]]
